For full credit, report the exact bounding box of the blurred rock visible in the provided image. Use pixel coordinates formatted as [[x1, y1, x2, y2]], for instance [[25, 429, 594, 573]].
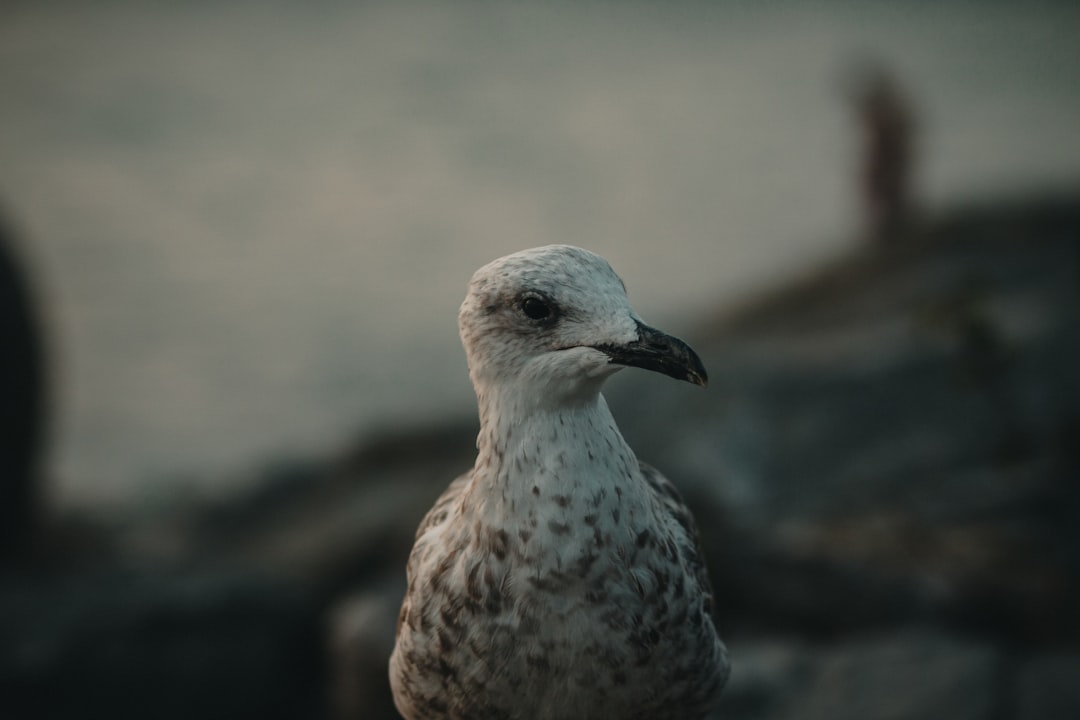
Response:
[[709, 638, 813, 719], [712, 630, 1002, 720], [609, 193, 1080, 644], [1015, 653, 1080, 720], [184, 419, 477, 598], [327, 580, 404, 720], [791, 631, 1000, 720]]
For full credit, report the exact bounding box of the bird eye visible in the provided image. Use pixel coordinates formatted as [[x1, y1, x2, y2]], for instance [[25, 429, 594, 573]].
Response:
[[520, 294, 552, 321]]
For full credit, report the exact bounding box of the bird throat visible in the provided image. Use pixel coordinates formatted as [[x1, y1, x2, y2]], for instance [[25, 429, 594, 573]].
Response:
[[468, 388, 652, 580]]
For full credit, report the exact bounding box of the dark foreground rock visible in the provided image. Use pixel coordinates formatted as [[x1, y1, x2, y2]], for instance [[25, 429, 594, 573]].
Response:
[[0, 570, 323, 720], [1, 192, 1078, 719]]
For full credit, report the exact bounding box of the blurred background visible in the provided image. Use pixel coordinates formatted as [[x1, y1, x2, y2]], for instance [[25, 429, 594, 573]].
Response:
[[1, 1, 1078, 718]]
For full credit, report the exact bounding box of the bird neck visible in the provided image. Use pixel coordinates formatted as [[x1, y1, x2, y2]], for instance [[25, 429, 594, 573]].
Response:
[[470, 384, 648, 547], [474, 383, 633, 474]]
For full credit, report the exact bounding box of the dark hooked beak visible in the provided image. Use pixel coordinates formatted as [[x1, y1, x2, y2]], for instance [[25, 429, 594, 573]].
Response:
[[595, 321, 708, 387]]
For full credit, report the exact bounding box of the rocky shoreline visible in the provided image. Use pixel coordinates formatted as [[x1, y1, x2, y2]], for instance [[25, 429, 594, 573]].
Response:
[[2, 191, 1079, 719]]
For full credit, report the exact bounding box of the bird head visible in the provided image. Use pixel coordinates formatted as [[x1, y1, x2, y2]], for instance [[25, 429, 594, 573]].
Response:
[[459, 245, 707, 406]]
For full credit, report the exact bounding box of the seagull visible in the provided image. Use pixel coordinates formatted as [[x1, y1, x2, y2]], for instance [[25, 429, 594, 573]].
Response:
[[390, 245, 729, 720]]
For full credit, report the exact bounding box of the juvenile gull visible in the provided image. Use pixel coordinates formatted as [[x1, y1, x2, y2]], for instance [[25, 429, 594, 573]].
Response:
[[390, 245, 729, 720]]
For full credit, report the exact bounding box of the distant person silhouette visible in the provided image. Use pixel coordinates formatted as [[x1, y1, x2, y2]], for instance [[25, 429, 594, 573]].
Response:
[[0, 211, 47, 568], [850, 63, 916, 242]]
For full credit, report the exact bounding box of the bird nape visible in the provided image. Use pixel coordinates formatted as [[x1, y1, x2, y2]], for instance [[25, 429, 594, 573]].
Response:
[[390, 245, 729, 720]]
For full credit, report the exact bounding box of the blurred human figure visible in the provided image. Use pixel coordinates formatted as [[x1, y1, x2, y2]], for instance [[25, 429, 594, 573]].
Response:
[[849, 61, 917, 242], [0, 210, 47, 568]]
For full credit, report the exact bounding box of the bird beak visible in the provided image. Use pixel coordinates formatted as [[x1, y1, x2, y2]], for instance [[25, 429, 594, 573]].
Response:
[[597, 321, 708, 387]]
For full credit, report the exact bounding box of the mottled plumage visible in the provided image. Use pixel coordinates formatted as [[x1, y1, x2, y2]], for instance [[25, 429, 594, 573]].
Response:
[[390, 245, 729, 720]]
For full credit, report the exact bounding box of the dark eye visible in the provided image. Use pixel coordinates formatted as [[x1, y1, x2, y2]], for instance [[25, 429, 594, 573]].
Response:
[[520, 294, 552, 321]]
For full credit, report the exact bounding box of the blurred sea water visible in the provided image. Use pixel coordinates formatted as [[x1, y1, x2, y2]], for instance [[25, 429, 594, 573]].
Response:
[[0, 0, 1077, 510]]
